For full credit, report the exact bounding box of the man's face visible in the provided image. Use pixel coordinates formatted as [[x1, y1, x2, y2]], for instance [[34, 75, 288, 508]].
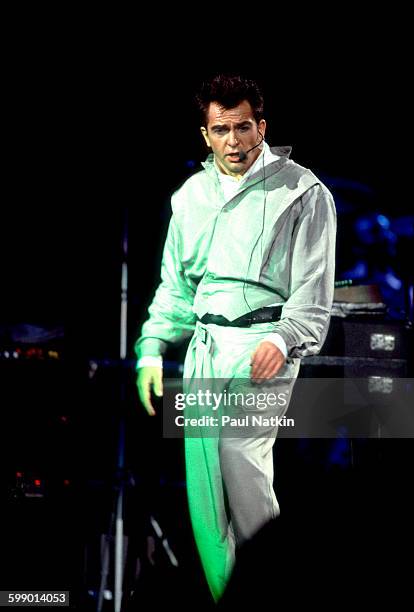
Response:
[[200, 100, 266, 178]]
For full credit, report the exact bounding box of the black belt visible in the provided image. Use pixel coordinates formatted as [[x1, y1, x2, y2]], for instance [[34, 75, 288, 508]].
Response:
[[199, 305, 282, 327]]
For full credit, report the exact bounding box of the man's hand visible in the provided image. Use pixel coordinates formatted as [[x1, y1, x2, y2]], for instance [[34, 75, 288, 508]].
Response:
[[250, 341, 286, 382], [136, 366, 163, 416]]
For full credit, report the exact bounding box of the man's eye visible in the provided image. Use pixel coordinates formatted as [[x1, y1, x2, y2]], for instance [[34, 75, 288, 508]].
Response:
[[239, 126, 250, 133]]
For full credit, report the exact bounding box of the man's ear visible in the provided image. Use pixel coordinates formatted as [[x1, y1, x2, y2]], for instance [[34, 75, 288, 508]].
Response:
[[258, 119, 266, 140], [200, 126, 211, 148]]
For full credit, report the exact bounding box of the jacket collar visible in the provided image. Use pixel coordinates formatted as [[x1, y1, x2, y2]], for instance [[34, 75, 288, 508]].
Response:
[[201, 145, 292, 190]]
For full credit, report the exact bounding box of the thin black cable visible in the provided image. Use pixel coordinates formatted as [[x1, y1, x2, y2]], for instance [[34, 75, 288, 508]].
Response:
[[242, 131, 267, 316]]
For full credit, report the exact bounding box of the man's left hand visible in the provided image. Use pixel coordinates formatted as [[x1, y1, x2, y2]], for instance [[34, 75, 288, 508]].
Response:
[[250, 341, 286, 382]]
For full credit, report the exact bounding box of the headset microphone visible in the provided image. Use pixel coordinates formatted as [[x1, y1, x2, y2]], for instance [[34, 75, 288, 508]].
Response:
[[237, 131, 264, 162]]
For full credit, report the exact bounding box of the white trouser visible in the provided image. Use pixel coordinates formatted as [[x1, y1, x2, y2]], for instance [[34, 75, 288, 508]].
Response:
[[183, 321, 300, 601]]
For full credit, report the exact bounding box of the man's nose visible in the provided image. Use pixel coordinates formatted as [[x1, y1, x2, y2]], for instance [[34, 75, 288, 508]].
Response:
[[227, 129, 239, 147]]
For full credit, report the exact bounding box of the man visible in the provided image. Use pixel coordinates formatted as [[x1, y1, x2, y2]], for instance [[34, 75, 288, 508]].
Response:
[[135, 74, 336, 601]]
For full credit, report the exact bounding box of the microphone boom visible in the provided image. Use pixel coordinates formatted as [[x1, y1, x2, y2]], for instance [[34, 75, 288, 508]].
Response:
[[237, 131, 264, 162]]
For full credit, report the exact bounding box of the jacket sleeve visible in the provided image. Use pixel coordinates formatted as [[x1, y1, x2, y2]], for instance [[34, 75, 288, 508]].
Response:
[[271, 183, 337, 358], [134, 214, 197, 360]]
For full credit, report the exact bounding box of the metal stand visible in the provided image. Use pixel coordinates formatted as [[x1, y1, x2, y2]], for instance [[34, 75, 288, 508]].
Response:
[[94, 210, 179, 611], [96, 210, 129, 612]]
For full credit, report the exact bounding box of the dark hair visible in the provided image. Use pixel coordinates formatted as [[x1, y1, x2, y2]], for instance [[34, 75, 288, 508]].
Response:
[[195, 74, 264, 126]]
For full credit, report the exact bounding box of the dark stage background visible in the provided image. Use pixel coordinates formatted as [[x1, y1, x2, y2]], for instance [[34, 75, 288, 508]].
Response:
[[1, 29, 413, 609]]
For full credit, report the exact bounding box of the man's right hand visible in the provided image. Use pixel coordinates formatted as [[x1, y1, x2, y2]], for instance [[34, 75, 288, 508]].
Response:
[[136, 366, 163, 416]]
